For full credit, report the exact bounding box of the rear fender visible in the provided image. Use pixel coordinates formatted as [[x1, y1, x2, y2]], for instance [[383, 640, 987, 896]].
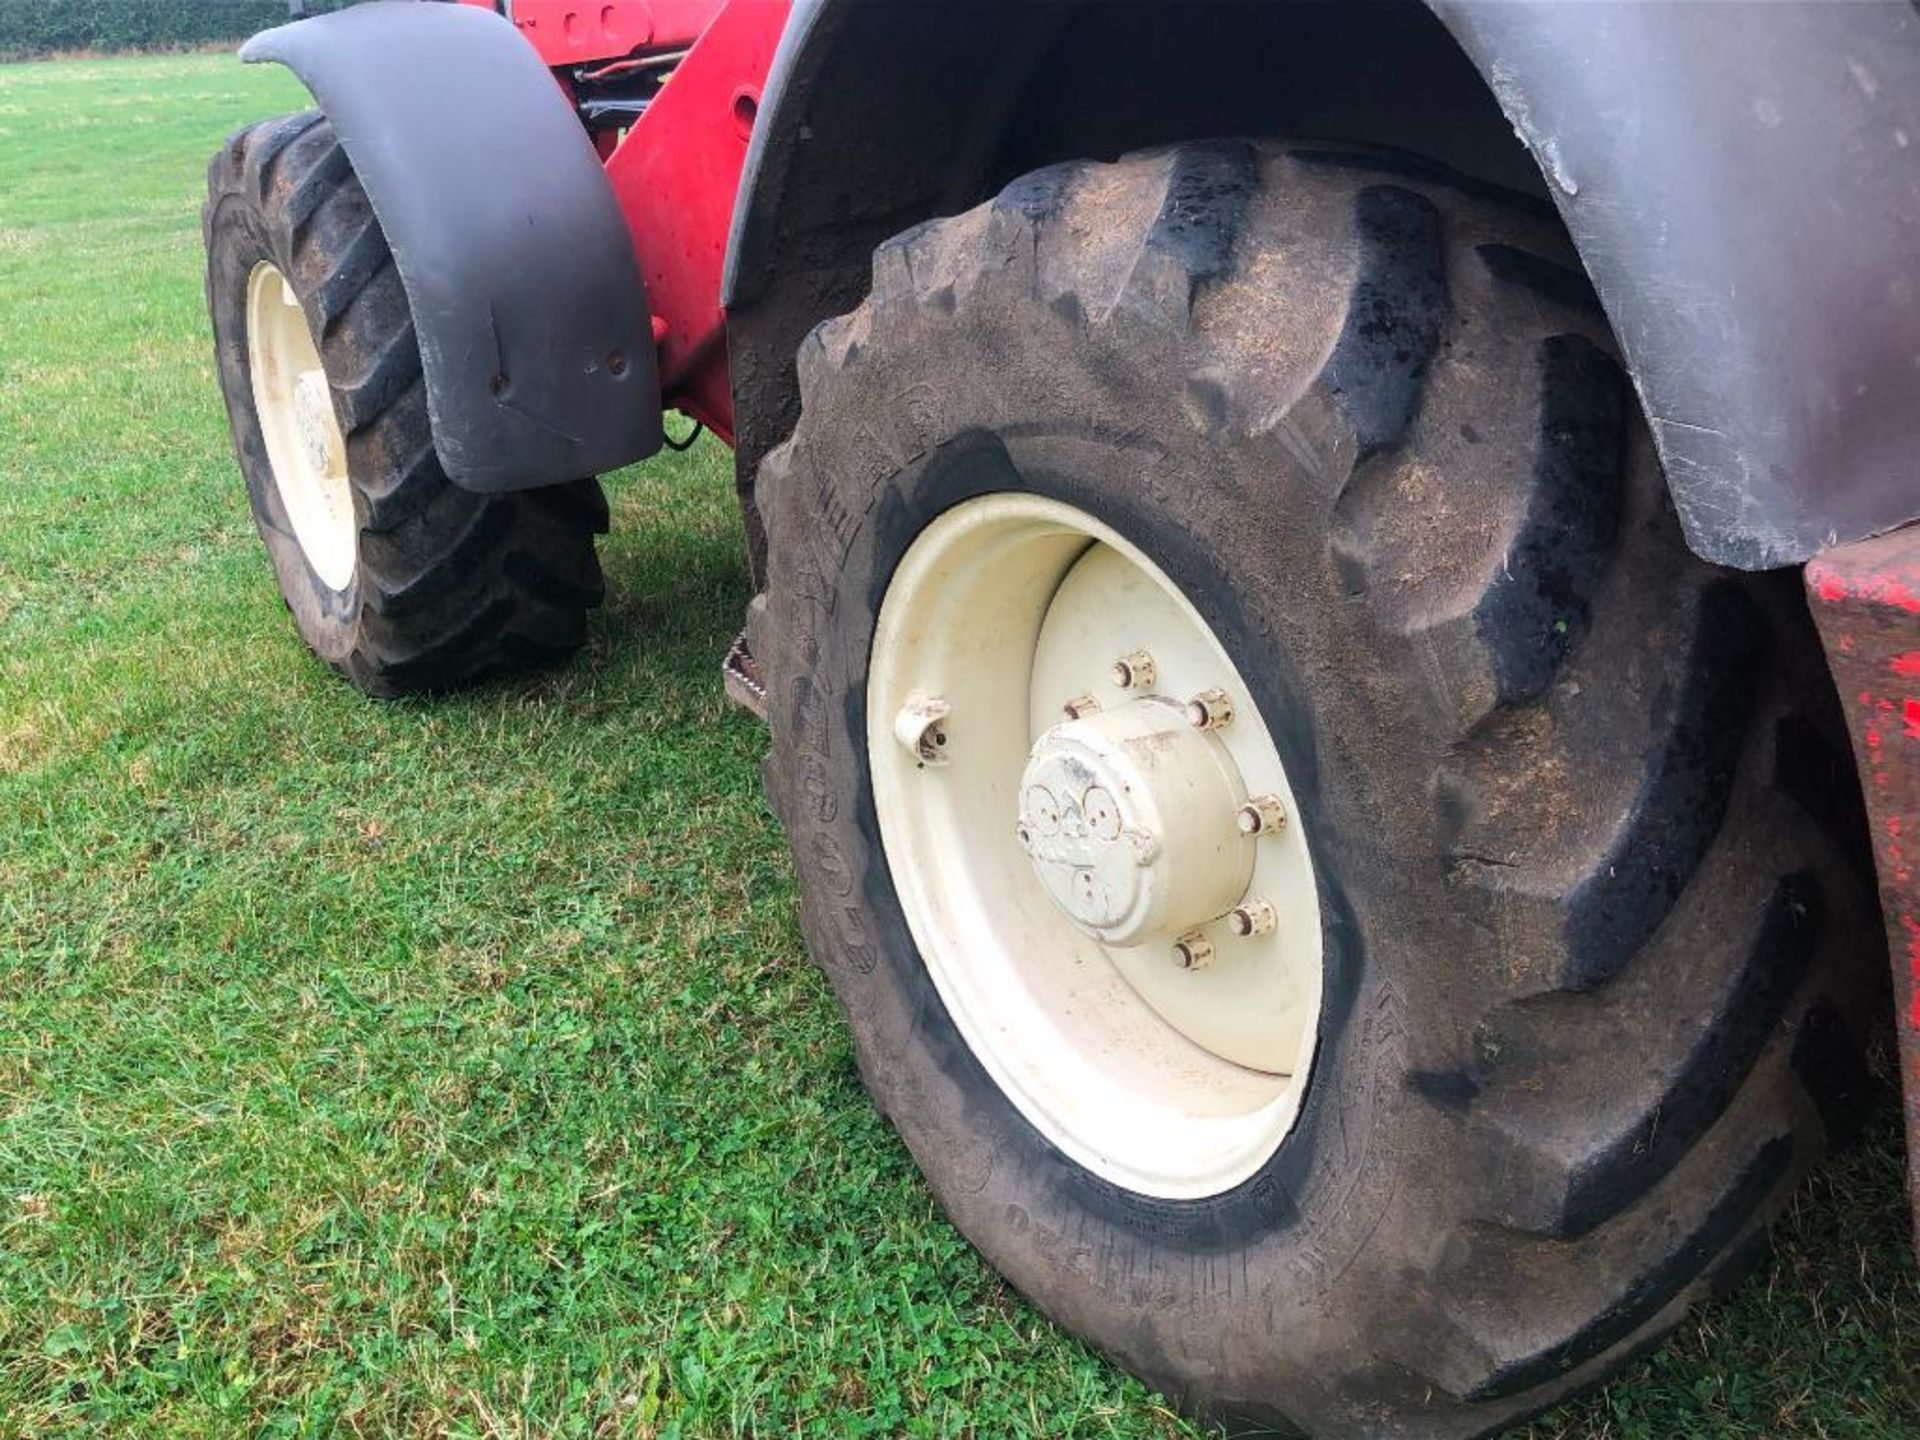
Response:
[[242, 0, 662, 490]]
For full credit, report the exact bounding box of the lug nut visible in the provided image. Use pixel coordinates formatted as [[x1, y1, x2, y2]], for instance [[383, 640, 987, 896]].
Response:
[[893, 695, 952, 766], [1172, 929, 1215, 970], [1110, 649, 1157, 690], [1185, 688, 1234, 730], [1227, 899, 1277, 938], [1236, 793, 1288, 836], [1063, 692, 1102, 720]]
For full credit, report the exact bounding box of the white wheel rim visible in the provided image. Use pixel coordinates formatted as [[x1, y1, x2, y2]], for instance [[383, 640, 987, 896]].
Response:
[[246, 261, 355, 591], [868, 493, 1324, 1199]]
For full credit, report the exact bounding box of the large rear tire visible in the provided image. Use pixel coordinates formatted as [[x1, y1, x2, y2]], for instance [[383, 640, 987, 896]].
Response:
[[756, 142, 1880, 1436], [205, 113, 609, 698]]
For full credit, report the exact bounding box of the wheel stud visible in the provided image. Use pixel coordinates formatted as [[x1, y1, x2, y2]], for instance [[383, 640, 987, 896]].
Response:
[[1185, 688, 1234, 730], [1063, 692, 1102, 720], [1236, 793, 1288, 835], [1172, 929, 1216, 970], [893, 695, 953, 766], [1227, 899, 1276, 938], [1110, 649, 1157, 690]]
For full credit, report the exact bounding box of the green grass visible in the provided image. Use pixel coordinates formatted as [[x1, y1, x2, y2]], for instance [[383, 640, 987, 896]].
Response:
[[0, 50, 1914, 1439]]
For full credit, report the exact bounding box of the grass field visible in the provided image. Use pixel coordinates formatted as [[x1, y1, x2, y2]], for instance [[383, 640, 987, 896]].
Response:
[[0, 50, 1916, 1439]]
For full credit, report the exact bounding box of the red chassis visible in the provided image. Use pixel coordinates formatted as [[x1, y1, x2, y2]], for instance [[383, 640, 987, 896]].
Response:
[[1807, 528, 1920, 1245], [463, 0, 1920, 1239], [457, 0, 786, 443]]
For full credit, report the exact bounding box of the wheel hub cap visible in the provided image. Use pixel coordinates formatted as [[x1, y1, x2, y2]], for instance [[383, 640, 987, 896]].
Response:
[[293, 368, 338, 479], [1017, 698, 1253, 947]]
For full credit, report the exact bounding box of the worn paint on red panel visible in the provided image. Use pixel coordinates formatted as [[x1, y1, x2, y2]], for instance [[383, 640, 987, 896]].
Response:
[[1808, 554, 1920, 615], [1807, 522, 1920, 1254], [1906, 914, 1920, 1028]]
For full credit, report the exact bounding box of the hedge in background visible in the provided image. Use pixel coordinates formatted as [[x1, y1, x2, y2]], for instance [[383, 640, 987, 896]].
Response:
[[0, 0, 353, 59]]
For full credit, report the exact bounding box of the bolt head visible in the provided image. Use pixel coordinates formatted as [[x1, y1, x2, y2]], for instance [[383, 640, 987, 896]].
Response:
[[1063, 692, 1102, 720]]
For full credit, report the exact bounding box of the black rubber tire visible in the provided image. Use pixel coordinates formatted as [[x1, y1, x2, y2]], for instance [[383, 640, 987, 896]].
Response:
[[755, 142, 1882, 1437], [204, 112, 609, 698]]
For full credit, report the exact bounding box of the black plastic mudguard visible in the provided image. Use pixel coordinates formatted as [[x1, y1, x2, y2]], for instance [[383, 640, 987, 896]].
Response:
[[1432, 0, 1920, 570], [728, 0, 1920, 571], [242, 1, 661, 491]]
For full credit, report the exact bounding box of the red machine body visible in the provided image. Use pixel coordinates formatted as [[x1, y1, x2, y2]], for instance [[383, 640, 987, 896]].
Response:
[[601, 2, 785, 442], [485, 0, 723, 60], [1807, 530, 1920, 1246], [456, 0, 780, 443]]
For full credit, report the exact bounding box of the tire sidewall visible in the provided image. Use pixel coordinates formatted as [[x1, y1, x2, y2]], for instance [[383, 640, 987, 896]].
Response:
[[207, 187, 362, 662]]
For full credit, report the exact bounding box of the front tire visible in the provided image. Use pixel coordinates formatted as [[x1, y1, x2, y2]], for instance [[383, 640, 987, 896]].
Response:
[[757, 143, 1878, 1436], [205, 113, 609, 697]]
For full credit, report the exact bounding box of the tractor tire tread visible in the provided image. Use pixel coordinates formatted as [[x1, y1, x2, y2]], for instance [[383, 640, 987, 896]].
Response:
[[754, 140, 1879, 1437], [207, 113, 605, 696]]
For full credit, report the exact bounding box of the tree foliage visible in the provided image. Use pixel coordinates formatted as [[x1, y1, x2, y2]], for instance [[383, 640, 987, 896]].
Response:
[[0, 0, 350, 58]]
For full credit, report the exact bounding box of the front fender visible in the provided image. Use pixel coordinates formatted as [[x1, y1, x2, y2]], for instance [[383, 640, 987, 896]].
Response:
[[1433, 0, 1920, 570], [243, 1, 661, 491], [727, 0, 1920, 571]]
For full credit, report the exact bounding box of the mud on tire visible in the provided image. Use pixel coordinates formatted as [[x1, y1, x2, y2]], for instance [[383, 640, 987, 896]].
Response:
[[755, 141, 1881, 1436], [205, 112, 608, 697]]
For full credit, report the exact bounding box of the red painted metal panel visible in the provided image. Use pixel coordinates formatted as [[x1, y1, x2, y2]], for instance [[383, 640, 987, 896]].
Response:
[[1806, 523, 1920, 1257], [601, 0, 788, 442], [505, 0, 722, 68]]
